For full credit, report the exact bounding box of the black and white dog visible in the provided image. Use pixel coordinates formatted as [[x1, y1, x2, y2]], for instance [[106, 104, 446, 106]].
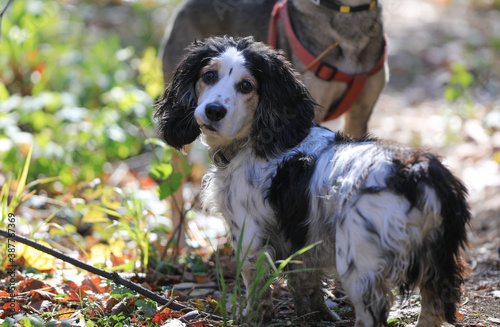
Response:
[[155, 36, 470, 326]]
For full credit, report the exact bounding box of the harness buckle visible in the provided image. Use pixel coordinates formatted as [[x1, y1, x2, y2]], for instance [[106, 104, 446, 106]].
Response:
[[315, 62, 338, 81], [339, 5, 351, 13]]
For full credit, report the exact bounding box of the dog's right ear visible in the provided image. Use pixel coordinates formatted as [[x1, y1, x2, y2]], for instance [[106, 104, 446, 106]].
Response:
[[155, 40, 216, 149]]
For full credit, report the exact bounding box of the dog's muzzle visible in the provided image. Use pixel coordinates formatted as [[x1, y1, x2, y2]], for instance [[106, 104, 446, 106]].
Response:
[[205, 103, 227, 122]]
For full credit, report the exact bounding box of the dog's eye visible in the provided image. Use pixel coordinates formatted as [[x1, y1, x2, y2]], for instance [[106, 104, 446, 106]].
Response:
[[238, 80, 254, 94], [202, 71, 217, 84]]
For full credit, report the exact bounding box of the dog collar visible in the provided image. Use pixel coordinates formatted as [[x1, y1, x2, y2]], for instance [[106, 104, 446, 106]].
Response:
[[212, 150, 230, 169], [268, 0, 387, 122], [310, 0, 377, 13], [210, 138, 250, 169]]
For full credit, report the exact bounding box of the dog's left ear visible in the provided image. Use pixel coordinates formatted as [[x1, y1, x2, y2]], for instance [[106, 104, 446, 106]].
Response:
[[155, 40, 224, 149], [241, 42, 316, 158]]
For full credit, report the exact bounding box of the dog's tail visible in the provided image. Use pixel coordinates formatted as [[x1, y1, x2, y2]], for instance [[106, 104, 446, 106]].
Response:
[[391, 151, 471, 324], [423, 156, 470, 324]]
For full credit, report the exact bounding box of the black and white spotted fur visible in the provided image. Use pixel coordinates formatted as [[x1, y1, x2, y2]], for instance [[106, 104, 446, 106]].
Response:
[[155, 36, 470, 326]]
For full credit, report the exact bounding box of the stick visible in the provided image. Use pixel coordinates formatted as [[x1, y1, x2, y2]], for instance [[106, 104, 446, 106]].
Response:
[[0, 228, 223, 321], [0, 0, 14, 42], [300, 41, 340, 75]]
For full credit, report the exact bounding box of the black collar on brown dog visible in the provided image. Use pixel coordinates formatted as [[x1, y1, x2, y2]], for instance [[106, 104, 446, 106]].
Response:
[[311, 0, 377, 13]]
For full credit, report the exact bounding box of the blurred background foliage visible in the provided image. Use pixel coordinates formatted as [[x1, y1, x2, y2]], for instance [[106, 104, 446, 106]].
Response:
[[0, 0, 177, 188], [0, 0, 193, 276]]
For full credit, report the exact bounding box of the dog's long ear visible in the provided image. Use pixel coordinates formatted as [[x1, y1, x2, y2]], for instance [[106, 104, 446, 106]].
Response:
[[240, 41, 316, 158], [155, 39, 231, 149]]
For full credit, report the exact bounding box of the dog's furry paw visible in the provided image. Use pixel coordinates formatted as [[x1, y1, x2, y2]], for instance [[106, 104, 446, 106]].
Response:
[[241, 300, 275, 323]]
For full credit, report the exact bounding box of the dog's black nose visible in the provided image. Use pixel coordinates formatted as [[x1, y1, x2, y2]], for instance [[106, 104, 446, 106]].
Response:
[[205, 103, 227, 122]]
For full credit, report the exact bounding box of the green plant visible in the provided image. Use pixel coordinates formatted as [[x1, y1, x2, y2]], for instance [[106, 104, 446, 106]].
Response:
[[0, 0, 163, 188], [443, 63, 477, 120], [1, 144, 32, 222], [147, 138, 192, 202], [146, 137, 194, 262], [215, 221, 321, 325], [444, 63, 474, 103], [116, 189, 151, 271], [0, 144, 59, 223]]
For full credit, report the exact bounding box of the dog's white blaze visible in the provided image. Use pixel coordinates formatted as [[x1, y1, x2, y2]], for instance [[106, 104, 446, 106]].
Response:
[[195, 47, 255, 145]]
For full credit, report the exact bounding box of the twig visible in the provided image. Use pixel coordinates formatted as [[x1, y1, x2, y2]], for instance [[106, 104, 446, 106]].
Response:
[[0, 0, 13, 17], [300, 41, 340, 75], [0, 0, 14, 42], [0, 228, 223, 321], [174, 284, 219, 291]]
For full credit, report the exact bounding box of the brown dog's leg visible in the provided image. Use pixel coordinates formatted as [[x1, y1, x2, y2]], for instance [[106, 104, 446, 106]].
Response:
[[343, 63, 388, 138]]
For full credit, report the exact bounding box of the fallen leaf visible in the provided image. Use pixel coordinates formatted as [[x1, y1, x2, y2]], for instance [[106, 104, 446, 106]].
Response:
[[2, 302, 19, 315], [30, 289, 56, 302], [82, 275, 110, 293], [104, 296, 120, 313], [455, 312, 465, 321], [193, 274, 210, 284], [90, 243, 111, 265], [18, 241, 55, 271], [16, 278, 47, 293]]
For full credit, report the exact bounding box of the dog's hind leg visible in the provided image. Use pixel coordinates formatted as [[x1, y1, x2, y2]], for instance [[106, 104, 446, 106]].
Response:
[[415, 285, 446, 327], [335, 204, 393, 327], [337, 270, 390, 327], [415, 242, 468, 326]]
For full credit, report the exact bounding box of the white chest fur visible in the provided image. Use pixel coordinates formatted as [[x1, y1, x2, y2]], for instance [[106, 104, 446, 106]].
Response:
[[202, 148, 278, 253]]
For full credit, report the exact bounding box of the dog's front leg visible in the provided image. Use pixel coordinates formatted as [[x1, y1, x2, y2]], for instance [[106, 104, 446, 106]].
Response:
[[287, 264, 340, 322], [343, 64, 388, 138], [239, 250, 275, 323]]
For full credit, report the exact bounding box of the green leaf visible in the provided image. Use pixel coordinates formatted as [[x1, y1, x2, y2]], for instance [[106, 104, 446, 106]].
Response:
[[149, 163, 173, 180], [156, 172, 183, 200], [450, 63, 473, 88], [0, 83, 9, 101], [443, 86, 461, 102], [17, 315, 45, 327]]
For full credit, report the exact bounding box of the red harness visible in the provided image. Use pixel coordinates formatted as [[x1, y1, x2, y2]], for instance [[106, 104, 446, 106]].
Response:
[[267, 0, 387, 121]]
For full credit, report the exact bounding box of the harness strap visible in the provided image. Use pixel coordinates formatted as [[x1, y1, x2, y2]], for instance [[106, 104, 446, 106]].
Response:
[[267, 0, 387, 121]]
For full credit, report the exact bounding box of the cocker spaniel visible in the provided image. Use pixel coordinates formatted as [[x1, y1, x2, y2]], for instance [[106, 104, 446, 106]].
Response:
[[155, 36, 470, 326]]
